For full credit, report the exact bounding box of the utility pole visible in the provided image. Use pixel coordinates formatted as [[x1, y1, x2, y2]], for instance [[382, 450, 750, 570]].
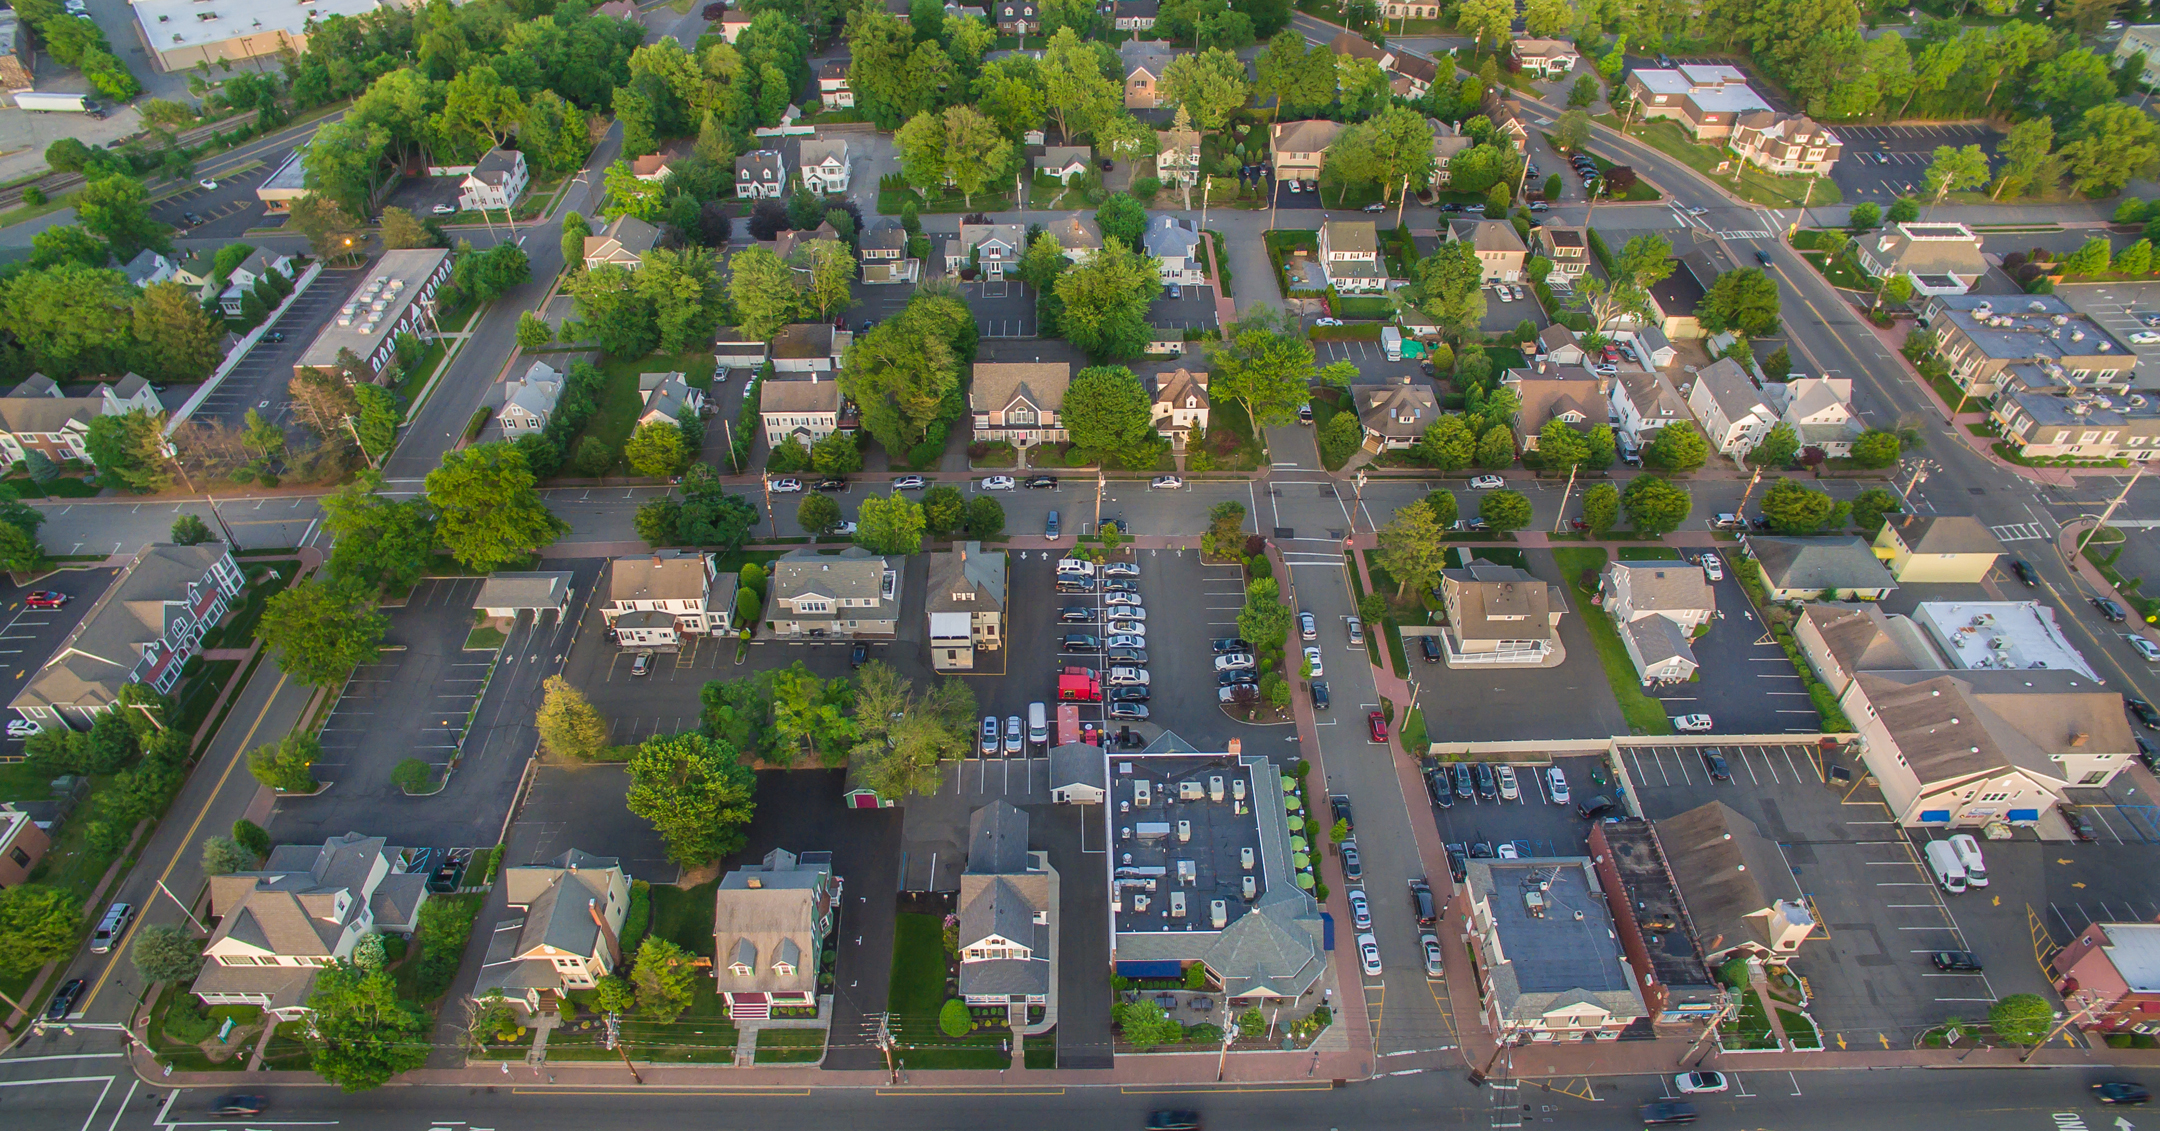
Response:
[[343, 415, 380, 469], [1550, 463, 1580, 532], [1094, 470, 1106, 534], [1677, 992, 1740, 1066], [1735, 465, 1764, 517], [166, 450, 240, 547], [157, 878, 207, 934], [1215, 1015, 1237, 1080], [2075, 462, 2148, 558], [1395, 174, 1409, 227], [1353, 468, 1368, 532], [2022, 992, 2104, 1063], [763, 475, 776, 536]]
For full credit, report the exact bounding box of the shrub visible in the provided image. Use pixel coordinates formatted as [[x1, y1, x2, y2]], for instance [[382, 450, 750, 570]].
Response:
[[939, 997, 972, 1037], [392, 757, 433, 793]]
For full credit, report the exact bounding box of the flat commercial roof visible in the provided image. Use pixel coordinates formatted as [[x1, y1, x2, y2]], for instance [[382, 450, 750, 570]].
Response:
[[132, 0, 382, 55], [1479, 860, 1634, 994], [1111, 755, 1268, 937], [1914, 601, 2099, 681], [298, 249, 449, 371]]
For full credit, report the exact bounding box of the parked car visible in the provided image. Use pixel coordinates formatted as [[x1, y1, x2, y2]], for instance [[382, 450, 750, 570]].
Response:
[[2127, 697, 2160, 729], [1578, 795, 1616, 819], [1640, 1102, 1698, 1125], [1931, 951, 1982, 972], [1300, 612, 1318, 639], [1347, 619, 1364, 645], [1104, 561, 1141, 577], [892, 475, 925, 490], [1421, 635, 1442, 663], [1107, 619, 1146, 636], [6, 719, 37, 738], [1469, 475, 1505, 489], [2095, 596, 2129, 622], [1302, 646, 1324, 678], [850, 642, 868, 668], [1701, 749, 1732, 781], [2063, 804, 2100, 841], [1150, 476, 1184, 489], [1698, 552, 1724, 581], [629, 653, 652, 677], [980, 716, 1000, 755], [1109, 685, 1149, 703], [1111, 667, 1151, 686], [1108, 702, 1149, 721], [2011, 559, 2038, 586], [1025, 475, 1059, 489], [1473, 761, 1496, 798], [1313, 678, 1331, 710], [981, 475, 1017, 490], [23, 590, 69, 608], [769, 477, 803, 493], [1673, 714, 1714, 732], [1496, 765, 1519, 800], [1675, 1072, 1727, 1094], [1348, 888, 1372, 930], [44, 978, 84, 1021], [432, 203, 458, 215], [1215, 653, 1256, 671], [2130, 635, 2160, 663], [262, 330, 285, 343], [1420, 932, 1444, 976], [1062, 634, 1101, 652], [1107, 645, 1148, 663], [2132, 332, 2160, 346], [1056, 577, 1097, 593], [91, 902, 134, 954], [1546, 766, 1569, 805], [1453, 763, 1474, 799], [1357, 932, 1382, 976], [1004, 716, 1023, 755], [1218, 669, 1258, 687], [1105, 592, 1143, 607], [1369, 711, 1389, 743], [1059, 607, 1098, 623], [1214, 637, 1252, 654], [1426, 767, 1450, 806]]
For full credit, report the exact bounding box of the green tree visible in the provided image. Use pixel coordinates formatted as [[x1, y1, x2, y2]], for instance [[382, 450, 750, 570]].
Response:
[[1474, 422, 1515, 468], [260, 581, 387, 686], [247, 730, 323, 793], [856, 492, 927, 554], [561, 210, 593, 271], [1761, 479, 1841, 533], [0, 884, 81, 974], [2061, 102, 2159, 197], [624, 731, 758, 866], [425, 443, 567, 571], [1114, 1000, 1187, 1050], [966, 494, 1006, 538], [1095, 193, 1149, 250], [1408, 239, 1486, 340], [306, 960, 431, 1092], [74, 174, 166, 261], [1621, 474, 1692, 535], [202, 835, 257, 875], [2117, 239, 2156, 276], [631, 937, 699, 1021], [319, 473, 435, 594], [1053, 237, 1162, 361], [131, 281, 224, 383], [1848, 201, 1882, 230], [516, 312, 553, 349], [624, 421, 689, 477], [1206, 309, 1319, 430], [793, 238, 857, 320], [1479, 489, 1532, 532], [380, 207, 434, 250], [1581, 481, 1620, 535], [1699, 268, 1780, 336], [593, 975, 634, 1015], [1752, 423, 1800, 468], [2060, 237, 2111, 277], [131, 922, 204, 984], [1374, 501, 1447, 596], [1064, 365, 1160, 466], [1238, 576, 1295, 648], [1850, 486, 1903, 536], [84, 409, 173, 492], [1643, 422, 1709, 473], [1418, 415, 1476, 472], [233, 817, 270, 857], [536, 674, 610, 760], [797, 492, 842, 535], [1535, 420, 1590, 470], [810, 432, 864, 475], [1850, 429, 1902, 469], [922, 485, 967, 536], [1424, 489, 1458, 525], [1988, 994, 2054, 1047]]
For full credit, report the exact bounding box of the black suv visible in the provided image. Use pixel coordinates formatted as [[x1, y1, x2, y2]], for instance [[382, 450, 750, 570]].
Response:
[[2011, 559, 2038, 587], [1578, 795, 1616, 819], [2095, 596, 2130, 622], [1311, 679, 1330, 710], [1420, 635, 1442, 663], [1453, 762, 1474, 799], [44, 977, 84, 1021], [1213, 637, 1252, 654], [1062, 634, 1101, 651], [1473, 762, 1497, 799], [2129, 697, 2160, 730], [1931, 951, 1982, 972]]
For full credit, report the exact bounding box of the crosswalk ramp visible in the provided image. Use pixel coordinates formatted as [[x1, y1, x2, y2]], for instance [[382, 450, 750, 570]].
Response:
[[1990, 522, 2050, 542]]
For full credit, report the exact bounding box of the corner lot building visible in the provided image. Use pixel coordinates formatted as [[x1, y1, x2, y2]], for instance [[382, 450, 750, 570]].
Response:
[[1462, 857, 1647, 1039]]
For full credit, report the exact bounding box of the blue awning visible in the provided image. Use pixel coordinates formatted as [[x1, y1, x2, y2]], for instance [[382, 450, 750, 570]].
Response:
[[1321, 911, 1335, 951], [1918, 810, 1951, 824], [2008, 809, 2040, 823], [1115, 961, 1183, 978]]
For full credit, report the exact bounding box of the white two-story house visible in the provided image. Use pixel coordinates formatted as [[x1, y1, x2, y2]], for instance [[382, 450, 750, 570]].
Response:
[[601, 551, 737, 646]]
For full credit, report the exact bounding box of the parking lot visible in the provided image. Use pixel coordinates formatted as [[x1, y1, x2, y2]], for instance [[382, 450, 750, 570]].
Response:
[[1829, 123, 2002, 201], [1408, 549, 1630, 742], [152, 164, 283, 242], [1623, 741, 2021, 1047], [958, 278, 1037, 338], [1424, 752, 1615, 862], [1479, 282, 1547, 335], [0, 569, 116, 750], [382, 174, 472, 220], [1148, 284, 1219, 339], [1641, 554, 1820, 734], [192, 264, 366, 428]]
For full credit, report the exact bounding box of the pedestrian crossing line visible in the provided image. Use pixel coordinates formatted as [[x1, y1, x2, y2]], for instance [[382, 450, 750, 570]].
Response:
[[1718, 230, 1774, 240], [1990, 522, 2048, 542]]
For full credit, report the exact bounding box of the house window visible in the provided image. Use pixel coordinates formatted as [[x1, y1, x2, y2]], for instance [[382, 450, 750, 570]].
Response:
[[2081, 771, 2110, 785], [1979, 791, 2010, 802], [7, 847, 25, 867]]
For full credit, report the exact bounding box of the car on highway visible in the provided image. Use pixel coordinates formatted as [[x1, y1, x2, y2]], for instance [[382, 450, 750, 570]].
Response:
[[1755, 249, 1773, 266], [1357, 932, 1382, 976], [1675, 1071, 1728, 1094], [769, 477, 802, 493], [1348, 888, 1371, 930], [1673, 714, 1714, 732], [1421, 932, 1444, 975], [2131, 635, 2160, 663], [2011, 558, 2038, 586], [980, 716, 1000, 755], [23, 590, 68, 608], [2095, 1083, 2152, 1106], [1025, 475, 1058, 489], [1469, 474, 1505, 489], [1303, 646, 1324, 677], [1699, 552, 1725, 581], [1368, 711, 1389, 742], [1546, 766, 1569, 804], [211, 1096, 268, 1116], [893, 475, 925, 490], [1342, 838, 1362, 879], [1150, 476, 1183, 490], [981, 475, 1016, 490], [1931, 951, 1982, 971], [45, 977, 84, 1021], [1300, 611, 1317, 639], [1640, 1102, 1698, 1125]]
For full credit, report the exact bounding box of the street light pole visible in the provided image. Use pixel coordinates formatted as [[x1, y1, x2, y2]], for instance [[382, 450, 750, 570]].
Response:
[[1551, 463, 1579, 532], [2074, 462, 2148, 559]]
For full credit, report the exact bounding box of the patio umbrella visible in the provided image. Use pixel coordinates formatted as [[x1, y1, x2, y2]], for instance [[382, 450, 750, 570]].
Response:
[[1293, 852, 1310, 869], [1295, 872, 1315, 889], [1284, 794, 1299, 811], [1286, 815, 1304, 832], [1281, 776, 1296, 793], [1289, 835, 1307, 853]]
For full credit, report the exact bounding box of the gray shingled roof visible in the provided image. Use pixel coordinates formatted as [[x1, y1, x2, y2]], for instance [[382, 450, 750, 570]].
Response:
[[1749, 536, 1899, 595]]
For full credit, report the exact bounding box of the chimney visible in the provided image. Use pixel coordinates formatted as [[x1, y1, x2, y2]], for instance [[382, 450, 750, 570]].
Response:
[[1226, 738, 1241, 755], [748, 876, 763, 888], [2072, 732, 2090, 747]]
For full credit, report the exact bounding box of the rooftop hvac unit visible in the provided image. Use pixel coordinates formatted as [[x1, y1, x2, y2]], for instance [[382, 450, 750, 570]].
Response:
[[2052, 314, 2069, 326], [1240, 847, 1254, 871], [1231, 778, 1246, 801], [1242, 875, 1256, 900], [336, 314, 352, 327], [2030, 300, 2048, 311], [1524, 891, 1547, 917], [1177, 820, 1191, 843], [1135, 822, 1169, 840], [386, 279, 404, 293], [1177, 858, 1196, 884], [1211, 900, 1227, 929], [1134, 780, 1152, 807], [1179, 780, 1204, 801], [1132, 893, 1150, 912], [1169, 891, 1187, 918], [1209, 776, 1224, 802], [340, 303, 356, 316]]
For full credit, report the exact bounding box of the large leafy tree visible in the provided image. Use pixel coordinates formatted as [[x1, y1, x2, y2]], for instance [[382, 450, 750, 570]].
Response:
[[1581, 481, 1620, 535], [84, 408, 173, 492], [1238, 577, 1295, 648], [425, 443, 566, 571], [838, 291, 973, 454], [260, 580, 388, 686], [631, 937, 699, 1020], [1053, 237, 1160, 361], [131, 922, 205, 984], [727, 246, 802, 341], [1478, 489, 1532, 532], [1642, 422, 1709, 473], [0, 884, 80, 974], [1408, 239, 1486, 341], [1760, 479, 1844, 533], [1206, 309, 1316, 430], [1, 263, 138, 378], [320, 473, 435, 593], [1418, 415, 1476, 472], [536, 675, 610, 759], [1698, 268, 1781, 336], [1621, 474, 1692, 535], [1161, 47, 1250, 135], [130, 281, 223, 383], [1373, 501, 1447, 596], [1063, 366, 1160, 466], [307, 960, 431, 1092], [1038, 27, 1120, 142], [856, 492, 927, 554], [624, 731, 758, 866], [74, 174, 167, 261]]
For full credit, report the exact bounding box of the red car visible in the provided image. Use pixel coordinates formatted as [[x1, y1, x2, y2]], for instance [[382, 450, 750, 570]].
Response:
[[23, 591, 67, 609], [1368, 711, 1389, 743]]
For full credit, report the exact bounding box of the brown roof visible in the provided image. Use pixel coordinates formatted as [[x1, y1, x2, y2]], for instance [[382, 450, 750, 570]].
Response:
[[970, 362, 1072, 415], [1884, 514, 2004, 557], [1152, 367, 1208, 409], [760, 375, 843, 415], [606, 552, 709, 604], [1654, 801, 1801, 953], [1442, 558, 1562, 642], [1271, 119, 1345, 155], [1511, 369, 1608, 433], [1857, 669, 2133, 785], [1355, 381, 1438, 440]]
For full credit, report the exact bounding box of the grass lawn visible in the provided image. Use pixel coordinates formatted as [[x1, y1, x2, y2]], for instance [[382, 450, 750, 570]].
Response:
[[574, 352, 722, 473], [2, 475, 99, 498], [618, 979, 738, 1062], [1789, 230, 1874, 290], [1549, 547, 1674, 737], [1727, 991, 1779, 1050], [1599, 116, 1839, 209], [146, 985, 254, 1072], [464, 623, 507, 650], [391, 340, 447, 405], [1616, 546, 1683, 561], [888, 912, 1008, 1069], [1201, 398, 1267, 472], [1484, 346, 1528, 372], [1335, 295, 1395, 320], [1025, 1030, 1057, 1068], [1587, 151, 1665, 203], [754, 1028, 828, 1063], [1362, 553, 1415, 678], [646, 878, 722, 954], [1777, 1006, 1820, 1049], [878, 181, 1016, 215]]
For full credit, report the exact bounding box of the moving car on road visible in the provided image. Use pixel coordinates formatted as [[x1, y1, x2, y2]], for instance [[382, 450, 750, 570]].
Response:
[[2095, 1084, 2151, 1106], [2011, 559, 2038, 586], [1641, 1102, 1698, 1125], [45, 977, 84, 1021], [211, 1097, 267, 1116]]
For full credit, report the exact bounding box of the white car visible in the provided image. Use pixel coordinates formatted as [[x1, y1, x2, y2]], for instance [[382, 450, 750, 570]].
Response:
[[1673, 714, 1714, 733], [1303, 646, 1324, 678], [1108, 606, 1145, 621], [832, 521, 858, 535], [1348, 888, 1372, 930], [1469, 475, 1505, 489], [1496, 765, 1519, 800], [1420, 932, 1443, 977], [1108, 666, 1150, 686], [770, 477, 803, 493], [1496, 842, 1519, 859], [2130, 634, 2160, 663], [1675, 1071, 1728, 1094], [980, 715, 1000, 755], [893, 475, 925, 490], [197, 178, 218, 190], [1107, 620, 1147, 637], [1107, 634, 1146, 650], [61, 0, 84, 10], [1546, 766, 1569, 804], [6, 719, 37, 738], [1357, 932, 1382, 976], [1150, 476, 1184, 490], [1004, 716, 1023, 755], [1215, 653, 1257, 671], [432, 203, 457, 215], [1105, 591, 1143, 606], [2133, 331, 2160, 345], [981, 476, 1016, 490], [1699, 553, 1725, 581], [1300, 611, 1317, 640], [1315, 317, 1343, 326], [1685, 206, 1708, 216]]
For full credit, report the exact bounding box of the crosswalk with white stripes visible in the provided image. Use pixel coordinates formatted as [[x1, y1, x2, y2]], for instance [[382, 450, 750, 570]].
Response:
[[1990, 522, 2051, 543]]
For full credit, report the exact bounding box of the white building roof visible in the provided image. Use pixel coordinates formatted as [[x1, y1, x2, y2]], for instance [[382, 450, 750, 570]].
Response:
[[132, 0, 387, 56]]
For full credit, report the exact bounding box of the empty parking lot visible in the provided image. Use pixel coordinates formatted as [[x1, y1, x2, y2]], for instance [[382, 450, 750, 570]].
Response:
[[1830, 124, 2002, 201]]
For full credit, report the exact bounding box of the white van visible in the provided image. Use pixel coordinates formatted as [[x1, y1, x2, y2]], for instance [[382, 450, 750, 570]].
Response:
[[1056, 557, 1095, 576], [1924, 839, 1968, 894], [1027, 702, 1048, 746], [1946, 833, 1988, 887]]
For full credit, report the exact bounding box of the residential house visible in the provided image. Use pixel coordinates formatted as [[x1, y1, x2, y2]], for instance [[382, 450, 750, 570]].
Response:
[[192, 832, 429, 1018], [1792, 602, 1943, 699], [1608, 369, 1690, 452], [122, 249, 175, 288], [1448, 219, 1528, 282], [948, 1, 989, 18], [766, 546, 902, 638], [630, 140, 691, 182], [1145, 215, 1203, 285], [1114, 0, 1159, 29], [1600, 561, 1716, 683], [1484, 94, 1528, 151], [1536, 324, 1586, 367], [1873, 515, 2004, 583], [1622, 64, 1774, 140], [971, 361, 1073, 449], [1353, 377, 1438, 452], [1319, 220, 1385, 293], [10, 542, 244, 731], [601, 551, 737, 645], [1747, 536, 1900, 601], [458, 149, 529, 211], [1685, 357, 1776, 458], [799, 137, 851, 194], [471, 849, 630, 1018], [1046, 213, 1105, 261], [594, 0, 639, 18], [1622, 324, 1678, 368], [761, 374, 845, 448], [772, 323, 852, 375], [711, 848, 836, 1019], [216, 249, 295, 317], [957, 801, 1056, 1009], [1150, 366, 1210, 440], [1991, 390, 2160, 462], [763, 222, 841, 264], [1270, 119, 1345, 183], [928, 542, 1007, 672], [1436, 557, 1566, 666], [0, 10, 31, 94], [1461, 857, 1647, 1039], [1767, 375, 1863, 458], [945, 222, 1027, 279], [172, 253, 218, 299], [2049, 919, 2160, 1034], [718, 10, 753, 40], [1730, 112, 1841, 176], [1329, 32, 1435, 96], [1122, 41, 1177, 109], [1506, 365, 1609, 452], [1430, 119, 1474, 183], [735, 150, 788, 199], [1536, 224, 1590, 281], [859, 219, 918, 284], [818, 57, 854, 110], [1381, 0, 1436, 15], [0, 373, 162, 467], [1156, 127, 1202, 187], [635, 371, 705, 430], [1038, 146, 1093, 185], [1855, 222, 1988, 297], [0, 803, 51, 887], [583, 215, 661, 272], [1653, 802, 1816, 965], [496, 361, 564, 434], [1511, 38, 1577, 76], [994, 0, 1038, 33], [1644, 249, 1721, 338], [1918, 294, 2135, 404]]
